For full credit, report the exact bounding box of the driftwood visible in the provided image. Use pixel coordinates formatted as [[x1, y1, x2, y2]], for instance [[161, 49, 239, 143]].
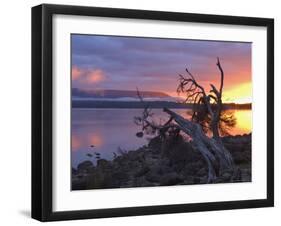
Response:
[[135, 58, 236, 183], [163, 107, 234, 182]]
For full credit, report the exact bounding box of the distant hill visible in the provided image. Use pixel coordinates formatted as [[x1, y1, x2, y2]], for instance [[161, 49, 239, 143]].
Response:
[[72, 100, 251, 110], [72, 88, 170, 99], [72, 100, 192, 109], [72, 88, 251, 110]]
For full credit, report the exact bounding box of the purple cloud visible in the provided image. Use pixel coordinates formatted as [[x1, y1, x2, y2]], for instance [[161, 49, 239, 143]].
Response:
[[71, 34, 251, 94]]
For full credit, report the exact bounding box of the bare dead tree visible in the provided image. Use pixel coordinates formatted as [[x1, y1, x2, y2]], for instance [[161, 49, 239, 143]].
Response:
[[177, 58, 231, 139], [135, 58, 237, 183]]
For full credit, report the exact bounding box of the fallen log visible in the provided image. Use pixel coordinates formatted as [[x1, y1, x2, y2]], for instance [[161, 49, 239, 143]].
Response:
[[163, 107, 235, 183]]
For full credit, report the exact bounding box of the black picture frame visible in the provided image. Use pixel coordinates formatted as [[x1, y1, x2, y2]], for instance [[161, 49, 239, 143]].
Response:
[[32, 4, 274, 222]]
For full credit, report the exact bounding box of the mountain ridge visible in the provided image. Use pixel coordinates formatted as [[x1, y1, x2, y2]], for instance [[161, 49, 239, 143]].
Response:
[[72, 88, 170, 99]]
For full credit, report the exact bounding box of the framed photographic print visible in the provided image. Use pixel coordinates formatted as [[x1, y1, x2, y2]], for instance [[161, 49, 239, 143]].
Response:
[[32, 4, 274, 221]]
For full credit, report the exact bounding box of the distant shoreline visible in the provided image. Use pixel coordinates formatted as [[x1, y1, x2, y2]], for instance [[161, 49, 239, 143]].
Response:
[[72, 100, 252, 110]]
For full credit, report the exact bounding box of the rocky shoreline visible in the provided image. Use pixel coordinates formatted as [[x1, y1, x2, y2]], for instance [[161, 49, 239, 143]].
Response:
[[72, 134, 251, 190]]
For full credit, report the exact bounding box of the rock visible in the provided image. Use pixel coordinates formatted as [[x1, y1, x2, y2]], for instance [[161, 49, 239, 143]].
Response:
[[148, 136, 162, 153], [72, 167, 77, 175], [134, 166, 150, 177], [200, 176, 208, 183], [217, 171, 233, 183], [157, 165, 174, 175], [77, 174, 84, 179], [145, 171, 160, 183], [183, 161, 204, 176], [197, 167, 207, 177], [240, 168, 251, 182], [77, 161, 93, 172], [133, 176, 156, 187], [97, 159, 110, 168], [112, 171, 129, 182], [136, 132, 144, 138], [143, 154, 159, 166], [159, 172, 183, 186], [72, 178, 87, 190], [193, 177, 201, 184], [72, 133, 252, 189], [183, 176, 194, 184]]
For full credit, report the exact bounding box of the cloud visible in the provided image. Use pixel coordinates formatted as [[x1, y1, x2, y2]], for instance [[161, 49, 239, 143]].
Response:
[[86, 69, 105, 83], [71, 34, 252, 101], [72, 67, 106, 85], [72, 66, 82, 80]]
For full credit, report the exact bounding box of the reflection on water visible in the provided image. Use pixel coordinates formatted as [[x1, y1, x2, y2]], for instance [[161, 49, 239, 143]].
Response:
[[72, 108, 252, 167], [233, 110, 252, 134]]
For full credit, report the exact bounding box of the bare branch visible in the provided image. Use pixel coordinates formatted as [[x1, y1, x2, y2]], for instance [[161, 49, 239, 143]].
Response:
[[208, 94, 218, 103], [210, 84, 220, 99], [135, 88, 180, 139], [216, 57, 224, 96], [177, 69, 215, 118], [136, 87, 144, 102]]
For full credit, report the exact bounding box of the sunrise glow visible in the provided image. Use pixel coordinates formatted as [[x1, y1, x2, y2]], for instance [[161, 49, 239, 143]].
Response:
[[71, 35, 252, 104], [222, 82, 252, 104]]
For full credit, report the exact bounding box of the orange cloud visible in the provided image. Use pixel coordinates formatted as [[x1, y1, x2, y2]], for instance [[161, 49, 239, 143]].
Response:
[[72, 66, 82, 80], [86, 69, 105, 83], [72, 135, 81, 150], [89, 134, 103, 147], [72, 66, 106, 84]]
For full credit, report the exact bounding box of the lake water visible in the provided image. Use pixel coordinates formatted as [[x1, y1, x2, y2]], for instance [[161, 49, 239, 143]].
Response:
[[72, 108, 252, 167]]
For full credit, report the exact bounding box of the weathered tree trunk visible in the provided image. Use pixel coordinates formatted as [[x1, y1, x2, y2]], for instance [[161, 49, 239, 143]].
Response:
[[163, 107, 234, 183], [135, 59, 237, 183]]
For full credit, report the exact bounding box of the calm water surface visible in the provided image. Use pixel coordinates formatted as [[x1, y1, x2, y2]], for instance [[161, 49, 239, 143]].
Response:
[[72, 108, 252, 167]]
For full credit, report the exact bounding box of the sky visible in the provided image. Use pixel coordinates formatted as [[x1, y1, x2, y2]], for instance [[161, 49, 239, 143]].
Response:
[[71, 34, 252, 104]]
